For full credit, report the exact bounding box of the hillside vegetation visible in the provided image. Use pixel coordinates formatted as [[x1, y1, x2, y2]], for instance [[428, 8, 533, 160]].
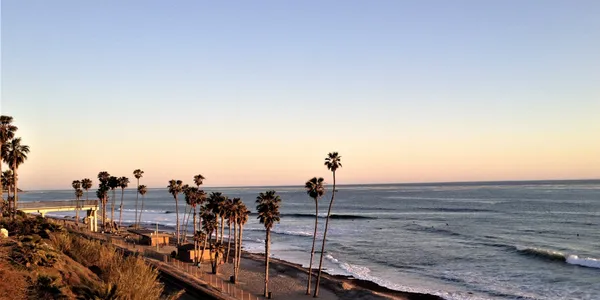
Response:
[[0, 215, 182, 300]]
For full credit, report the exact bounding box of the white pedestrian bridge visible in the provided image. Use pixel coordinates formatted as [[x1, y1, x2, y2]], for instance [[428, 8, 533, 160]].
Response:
[[17, 200, 99, 232]]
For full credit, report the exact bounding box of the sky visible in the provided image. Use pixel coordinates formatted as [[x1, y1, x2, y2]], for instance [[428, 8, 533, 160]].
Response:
[[1, 1, 599, 190]]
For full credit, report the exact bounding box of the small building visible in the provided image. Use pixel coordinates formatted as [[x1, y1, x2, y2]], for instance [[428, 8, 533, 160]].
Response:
[[129, 229, 171, 247], [177, 243, 217, 263]]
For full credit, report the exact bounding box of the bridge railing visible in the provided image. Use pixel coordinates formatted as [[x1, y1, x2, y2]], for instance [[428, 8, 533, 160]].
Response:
[[17, 200, 99, 209]]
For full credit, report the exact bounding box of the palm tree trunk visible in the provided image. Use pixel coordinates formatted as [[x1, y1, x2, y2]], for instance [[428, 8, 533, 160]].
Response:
[[111, 190, 116, 230], [264, 229, 271, 297], [13, 164, 18, 218], [237, 224, 245, 274], [220, 216, 225, 244], [226, 221, 232, 263], [138, 195, 145, 226], [199, 234, 208, 267], [13, 163, 19, 216], [119, 188, 124, 228], [233, 220, 238, 281], [86, 189, 89, 201], [193, 207, 197, 263], [102, 197, 107, 231], [314, 171, 336, 297], [182, 206, 191, 243], [135, 178, 139, 228], [307, 200, 319, 295], [175, 195, 180, 246], [75, 197, 80, 224]]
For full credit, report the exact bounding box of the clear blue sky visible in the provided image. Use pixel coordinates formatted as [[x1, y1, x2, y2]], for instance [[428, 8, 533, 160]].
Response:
[[2, 1, 599, 189]]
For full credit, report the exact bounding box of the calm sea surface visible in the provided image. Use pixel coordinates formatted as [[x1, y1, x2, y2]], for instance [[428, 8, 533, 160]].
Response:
[[19, 180, 600, 300]]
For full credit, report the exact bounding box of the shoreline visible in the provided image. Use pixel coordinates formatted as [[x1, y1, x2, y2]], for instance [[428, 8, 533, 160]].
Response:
[[45, 215, 445, 300], [240, 252, 443, 300]]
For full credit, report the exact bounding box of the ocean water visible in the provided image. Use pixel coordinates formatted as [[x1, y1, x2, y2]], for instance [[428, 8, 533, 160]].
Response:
[[18, 180, 600, 300]]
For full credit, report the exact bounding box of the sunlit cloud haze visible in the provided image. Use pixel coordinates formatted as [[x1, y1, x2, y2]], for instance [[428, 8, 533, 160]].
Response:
[[2, 1, 599, 190]]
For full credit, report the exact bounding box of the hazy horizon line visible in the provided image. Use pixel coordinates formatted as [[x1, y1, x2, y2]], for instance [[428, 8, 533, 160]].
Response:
[[22, 178, 600, 192]]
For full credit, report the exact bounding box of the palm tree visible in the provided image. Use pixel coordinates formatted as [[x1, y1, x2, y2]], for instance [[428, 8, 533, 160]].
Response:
[[0, 115, 17, 203], [232, 199, 249, 283], [72, 180, 82, 223], [81, 178, 93, 201], [108, 176, 119, 230], [97, 172, 110, 231], [314, 152, 342, 297], [256, 190, 282, 297], [206, 192, 225, 243], [183, 186, 197, 243], [96, 186, 109, 231], [167, 179, 184, 245], [305, 177, 325, 295], [198, 206, 213, 267], [193, 174, 205, 188], [192, 188, 206, 263], [75, 188, 83, 223], [137, 185, 147, 226], [2, 170, 13, 207], [5, 137, 30, 215], [224, 197, 235, 263], [118, 176, 129, 227], [133, 169, 144, 228]]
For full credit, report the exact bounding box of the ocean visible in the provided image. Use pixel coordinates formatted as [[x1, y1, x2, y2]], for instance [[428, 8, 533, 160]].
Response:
[[18, 180, 600, 300]]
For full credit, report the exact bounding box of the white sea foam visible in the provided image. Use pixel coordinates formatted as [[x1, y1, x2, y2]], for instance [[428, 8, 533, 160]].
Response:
[[566, 255, 600, 269]]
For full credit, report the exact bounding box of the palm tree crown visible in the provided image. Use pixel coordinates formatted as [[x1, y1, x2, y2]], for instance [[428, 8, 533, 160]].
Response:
[[5, 137, 30, 168], [138, 185, 147, 196], [305, 177, 325, 200], [118, 176, 129, 189], [72, 180, 82, 190], [324, 152, 342, 172], [133, 169, 144, 180], [255, 190, 282, 229], [193, 174, 205, 187]]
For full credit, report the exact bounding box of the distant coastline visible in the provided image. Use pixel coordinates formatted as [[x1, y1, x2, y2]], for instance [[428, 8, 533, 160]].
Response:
[[3, 188, 24, 193]]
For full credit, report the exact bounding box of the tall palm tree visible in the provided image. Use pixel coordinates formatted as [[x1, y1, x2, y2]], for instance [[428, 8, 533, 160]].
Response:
[[5, 137, 30, 215], [305, 177, 325, 295], [193, 188, 206, 263], [167, 179, 184, 245], [133, 169, 144, 228], [232, 199, 249, 283], [137, 185, 147, 226], [256, 190, 282, 297], [117, 176, 130, 227], [81, 178, 93, 201], [108, 176, 119, 230], [96, 186, 109, 231], [198, 206, 213, 267], [218, 195, 229, 244], [183, 186, 197, 244], [206, 192, 225, 243], [0, 115, 17, 203], [224, 197, 235, 263], [72, 180, 82, 223], [75, 188, 83, 223], [97, 172, 110, 231], [181, 184, 192, 240], [314, 152, 342, 297]]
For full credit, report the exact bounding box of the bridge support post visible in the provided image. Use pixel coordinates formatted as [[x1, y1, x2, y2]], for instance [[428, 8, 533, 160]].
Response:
[[87, 209, 98, 232]]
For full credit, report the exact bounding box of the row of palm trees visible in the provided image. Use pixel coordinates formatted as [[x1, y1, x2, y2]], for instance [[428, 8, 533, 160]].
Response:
[[168, 152, 340, 298], [87, 169, 146, 231], [0, 115, 30, 218]]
